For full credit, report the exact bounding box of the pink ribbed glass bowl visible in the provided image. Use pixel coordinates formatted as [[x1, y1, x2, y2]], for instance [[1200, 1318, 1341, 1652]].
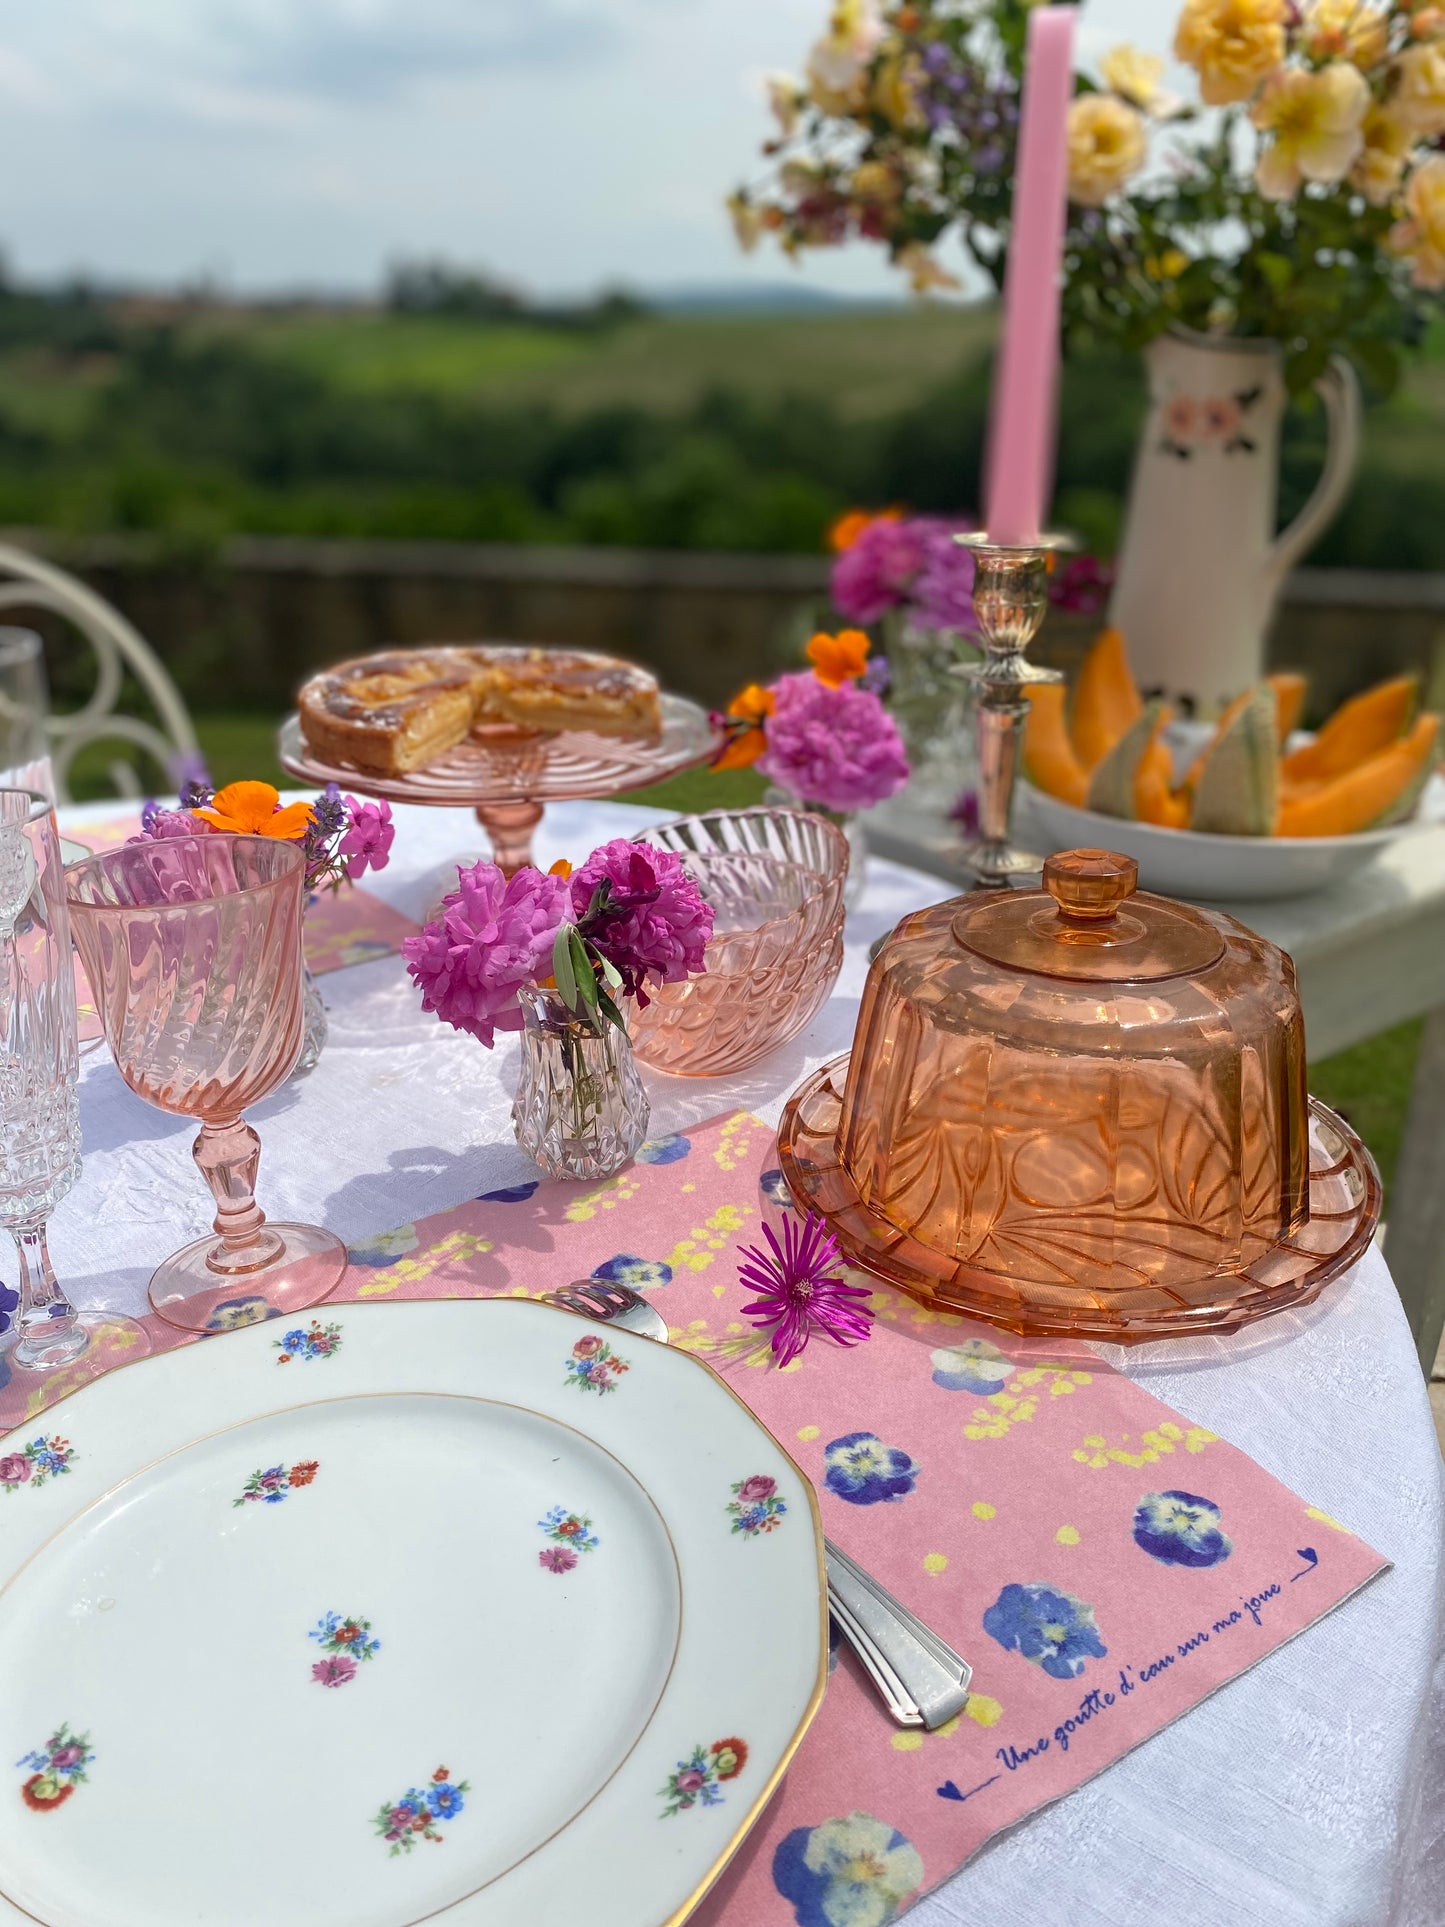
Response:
[[627, 808, 848, 1077]]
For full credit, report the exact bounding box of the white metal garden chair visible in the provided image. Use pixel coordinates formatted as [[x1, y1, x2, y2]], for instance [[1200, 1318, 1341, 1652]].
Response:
[[0, 541, 199, 804]]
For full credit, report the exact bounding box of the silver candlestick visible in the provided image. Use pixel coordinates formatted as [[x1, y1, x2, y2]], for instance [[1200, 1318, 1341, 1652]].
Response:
[[955, 533, 1071, 889]]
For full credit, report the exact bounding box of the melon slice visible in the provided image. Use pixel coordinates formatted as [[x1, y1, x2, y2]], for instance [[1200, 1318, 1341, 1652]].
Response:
[[1189, 686, 1279, 836], [1276, 712, 1440, 837], [1181, 687, 1258, 798], [1023, 682, 1089, 806], [1267, 672, 1307, 747], [1070, 627, 1141, 769], [1281, 675, 1418, 788], [1086, 700, 1167, 820], [1134, 731, 1190, 830]]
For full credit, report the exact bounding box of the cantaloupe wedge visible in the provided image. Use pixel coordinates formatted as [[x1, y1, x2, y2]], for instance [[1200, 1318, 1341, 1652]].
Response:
[[1023, 682, 1089, 806], [1135, 732, 1190, 829], [1276, 712, 1440, 837], [1069, 627, 1141, 769], [1181, 687, 1259, 797], [1267, 672, 1307, 747], [1190, 686, 1279, 835], [1281, 675, 1418, 789], [1087, 700, 1170, 821]]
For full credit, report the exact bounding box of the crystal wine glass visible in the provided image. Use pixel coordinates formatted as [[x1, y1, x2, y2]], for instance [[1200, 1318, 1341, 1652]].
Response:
[[0, 629, 52, 798], [0, 787, 148, 1370], [66, 834, 348, 1333]]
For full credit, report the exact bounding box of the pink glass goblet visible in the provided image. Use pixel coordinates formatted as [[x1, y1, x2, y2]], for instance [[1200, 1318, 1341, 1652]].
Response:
[[66, 834, 348, 1334]]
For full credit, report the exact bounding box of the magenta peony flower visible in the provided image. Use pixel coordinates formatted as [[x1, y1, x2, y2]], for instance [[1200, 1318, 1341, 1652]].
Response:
[[831, 514, 977, 631], [756, 672, 909, 813], [339, 797, 395, 879], [403, 861, 569, 1047], [569, 840, 714, 1008], [130, 807, 208, 844]]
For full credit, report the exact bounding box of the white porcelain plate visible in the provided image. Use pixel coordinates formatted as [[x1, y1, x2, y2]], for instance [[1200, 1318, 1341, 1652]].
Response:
[[1017, 771, 1445, 902], [0, 1300, 826, 1927]]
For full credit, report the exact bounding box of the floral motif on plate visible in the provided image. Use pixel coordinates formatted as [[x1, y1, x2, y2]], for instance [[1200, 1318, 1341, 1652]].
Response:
[[728, 1474, 787, 1538], [16, 1723, 94, 1812], [309, 1610, 380, 1686], [373, 1766, 470, 1854], [233, 1459, 320, 1507], [660, 1737, 747, 1817], [538, 1505, 598, 1572], [564, 1334, 630, 1394], [0, 1434, 74, 1494], [274, 1321, 343, 1364]]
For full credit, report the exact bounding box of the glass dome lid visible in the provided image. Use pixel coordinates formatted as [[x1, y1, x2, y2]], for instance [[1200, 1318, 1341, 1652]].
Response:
[[776, 849, 1381, 1341]]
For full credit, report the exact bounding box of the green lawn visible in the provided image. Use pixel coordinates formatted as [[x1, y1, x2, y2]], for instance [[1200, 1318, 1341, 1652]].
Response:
[[171, 708, 1420, 1200]]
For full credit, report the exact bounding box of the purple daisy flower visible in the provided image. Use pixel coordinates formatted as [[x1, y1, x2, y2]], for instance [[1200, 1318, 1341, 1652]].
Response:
[[737, 1212, 874, 1366]]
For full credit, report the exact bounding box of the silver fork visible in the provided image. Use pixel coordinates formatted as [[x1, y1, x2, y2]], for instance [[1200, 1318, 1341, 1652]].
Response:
[[542, 1279, 972, 1730]]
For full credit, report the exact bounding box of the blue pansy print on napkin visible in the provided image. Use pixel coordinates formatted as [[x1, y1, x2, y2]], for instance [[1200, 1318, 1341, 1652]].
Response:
[[636, 1134, 691, 1165], [477, 1181, 539, 1204], [930, 1337, 1015, 1394], [1132, 1490, 1234, 1568], [591, 1255, 674, 1290], [759, 1168, 796, 1210], [823, 1432, 920, 1506], [0, 1275, 17, 1339], [774, 1812, 924, 1926], [347, 1224, 420, 1269], [983, 1582, 1107, 1680]]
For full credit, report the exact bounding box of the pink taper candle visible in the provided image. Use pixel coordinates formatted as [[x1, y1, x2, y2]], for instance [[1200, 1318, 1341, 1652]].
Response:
[[985, 4, 1077, 547]]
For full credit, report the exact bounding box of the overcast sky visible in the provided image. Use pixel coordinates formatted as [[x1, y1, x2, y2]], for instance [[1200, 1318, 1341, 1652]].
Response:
[[0, 0, 1171, 297]]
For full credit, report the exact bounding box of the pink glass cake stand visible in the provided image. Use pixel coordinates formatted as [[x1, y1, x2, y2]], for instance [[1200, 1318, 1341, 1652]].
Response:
[[277, 695, 722, 877]]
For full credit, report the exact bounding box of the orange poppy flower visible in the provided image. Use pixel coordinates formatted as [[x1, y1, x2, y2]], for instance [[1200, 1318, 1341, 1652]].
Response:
[[827, 507, 900, 554], [806, 629, 871, 688], [194, 781, 315, 841], [548, 858, 574, 880], [710, 683, 776, 772]]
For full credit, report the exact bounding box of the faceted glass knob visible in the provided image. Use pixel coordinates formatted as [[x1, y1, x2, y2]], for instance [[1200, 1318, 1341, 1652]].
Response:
[[1043, 849, 1138, 923]]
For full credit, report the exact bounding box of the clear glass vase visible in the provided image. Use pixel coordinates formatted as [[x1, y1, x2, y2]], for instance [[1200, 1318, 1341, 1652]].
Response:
[[763, 788, 869, 910], [512, 986, 650, 1181], [290, 958, 328, 1081], [882, 614, 981, 817]]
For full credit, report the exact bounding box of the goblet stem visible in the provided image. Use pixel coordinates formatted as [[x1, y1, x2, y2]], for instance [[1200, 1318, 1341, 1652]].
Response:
[[476, 799, 544, 877], [10, 1221, 87, 1368], [193, 1120, 285, 1274]]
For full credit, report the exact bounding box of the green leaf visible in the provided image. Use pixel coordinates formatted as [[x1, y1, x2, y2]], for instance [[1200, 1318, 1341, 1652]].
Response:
[[1350, 336, 1400, 400], [595, 985, 626, 1032], [552, 924, 577, 1010], [569, 930, 599, 1011], [1255, 252, 1291, 295], [596, 952, 623, 993]]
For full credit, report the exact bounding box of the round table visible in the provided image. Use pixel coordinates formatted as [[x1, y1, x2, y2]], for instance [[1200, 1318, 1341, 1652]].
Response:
[[50, 799, 1445, 1927]]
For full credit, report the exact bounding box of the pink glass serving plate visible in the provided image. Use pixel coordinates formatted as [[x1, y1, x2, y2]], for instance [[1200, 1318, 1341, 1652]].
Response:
[[0, 1299, 824, 1927], [277, 697, 722, 875], [778, 1059, 1380, 1343], [627, 808, 848, 1077]]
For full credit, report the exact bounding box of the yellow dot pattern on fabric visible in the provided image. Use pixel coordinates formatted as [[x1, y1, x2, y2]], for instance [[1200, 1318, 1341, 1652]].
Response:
[[972, 1501, 996, 1520], [1056, 1525, 1081, 1546], [966, 1695, 1003, 1727], [681, 1182, 696, 1193], [797, 1426, 820, 1442], [890, 1731, 925, 1751], [923, 1553, 949, 1575]]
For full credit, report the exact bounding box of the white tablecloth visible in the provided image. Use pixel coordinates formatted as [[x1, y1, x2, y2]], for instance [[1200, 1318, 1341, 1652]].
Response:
[[50, 800, 1445, 1927]]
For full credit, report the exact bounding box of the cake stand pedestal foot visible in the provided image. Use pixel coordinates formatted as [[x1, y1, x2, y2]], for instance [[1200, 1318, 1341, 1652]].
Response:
[[476, 800, 545, 877]]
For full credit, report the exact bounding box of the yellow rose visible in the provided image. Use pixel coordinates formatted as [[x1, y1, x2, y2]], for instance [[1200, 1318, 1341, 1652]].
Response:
[[1302, 0, 1390, 68], [1250, 60, 1369, 199], [1393, 39, 1445, 136], [726, 193, 764, 253], [1351, 103, 1415, 205], [1175, 0, 1287, 106], [1100, 45, 1171, 113], [1066, 94, 1148, 207], [874, 51, 923, 130], [851, 161, 900, 204], [806, 0, 885, 116], [1391, 153, 1445, 288], [896, 242, 961, 294]]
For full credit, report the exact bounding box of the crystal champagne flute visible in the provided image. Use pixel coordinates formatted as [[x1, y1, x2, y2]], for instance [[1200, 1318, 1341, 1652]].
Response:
[[66, 834, 348, 1334], [0, 787, 148, 1370]]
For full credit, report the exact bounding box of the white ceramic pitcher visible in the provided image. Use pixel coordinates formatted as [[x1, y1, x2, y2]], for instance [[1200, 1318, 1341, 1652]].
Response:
[[1108, 328, 1361, 713]]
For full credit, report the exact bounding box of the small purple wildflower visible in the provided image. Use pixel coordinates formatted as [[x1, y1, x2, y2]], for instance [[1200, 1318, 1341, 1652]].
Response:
[[737, 1212, 874, 1366]]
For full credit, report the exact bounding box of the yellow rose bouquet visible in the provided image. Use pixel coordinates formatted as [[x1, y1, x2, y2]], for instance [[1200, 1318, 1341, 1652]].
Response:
[[730, 0, 1445, 392]]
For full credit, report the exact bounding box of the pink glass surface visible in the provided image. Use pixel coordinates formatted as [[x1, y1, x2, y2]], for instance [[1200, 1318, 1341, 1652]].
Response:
[[626, 809, 848, 1077], [66, 836, 347, 1332]]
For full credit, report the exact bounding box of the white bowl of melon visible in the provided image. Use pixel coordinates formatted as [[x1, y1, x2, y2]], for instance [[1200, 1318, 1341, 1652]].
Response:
[[1019, 632, 1444, 901]]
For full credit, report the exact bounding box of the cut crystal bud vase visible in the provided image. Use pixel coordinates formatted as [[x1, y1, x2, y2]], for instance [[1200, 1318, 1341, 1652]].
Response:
[[512, 986, 649, 1182]]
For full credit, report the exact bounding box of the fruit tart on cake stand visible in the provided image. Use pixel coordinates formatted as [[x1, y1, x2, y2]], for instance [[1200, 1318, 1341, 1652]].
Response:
[[278, 644, 722, 875]]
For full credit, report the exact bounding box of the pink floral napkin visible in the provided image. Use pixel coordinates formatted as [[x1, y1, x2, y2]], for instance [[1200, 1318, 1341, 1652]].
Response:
[[0, 1109, 1388, 1924], [62, 816, 418, 1039]]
